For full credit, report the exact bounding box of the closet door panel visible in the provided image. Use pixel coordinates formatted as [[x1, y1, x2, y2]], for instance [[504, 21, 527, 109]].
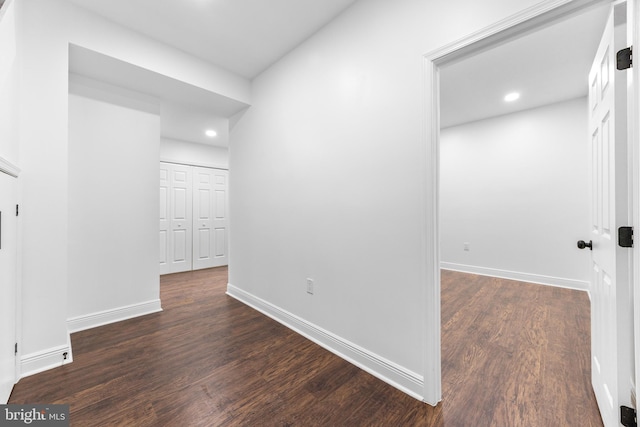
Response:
[[159, 165, 170, 273], [161, 164, 227, 273], [169, 164, 192, 273], [193, 167, 216, 270], [160, 163, 192, 275], [211, 169, 229, 266]]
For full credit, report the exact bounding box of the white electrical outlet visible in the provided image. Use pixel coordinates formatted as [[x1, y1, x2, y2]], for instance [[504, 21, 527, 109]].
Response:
[[306, 278, 314, 295], [463, 242, 470, 251]]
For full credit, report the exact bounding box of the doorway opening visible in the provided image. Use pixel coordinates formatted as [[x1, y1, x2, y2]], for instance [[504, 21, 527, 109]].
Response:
[[422, 2, 637, 422]]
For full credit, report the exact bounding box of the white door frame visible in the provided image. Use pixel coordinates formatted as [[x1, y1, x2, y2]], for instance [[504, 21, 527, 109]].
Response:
[[420, 0, 633, 406], [629, 0, 640, 409]]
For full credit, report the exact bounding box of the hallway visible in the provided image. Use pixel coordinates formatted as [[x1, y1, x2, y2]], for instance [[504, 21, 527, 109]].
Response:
[[9, 268, 600, 426]]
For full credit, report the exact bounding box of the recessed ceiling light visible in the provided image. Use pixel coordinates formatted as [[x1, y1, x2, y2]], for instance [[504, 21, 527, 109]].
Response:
[[205, 129, 217, 138], [504, 92, 520, 102]]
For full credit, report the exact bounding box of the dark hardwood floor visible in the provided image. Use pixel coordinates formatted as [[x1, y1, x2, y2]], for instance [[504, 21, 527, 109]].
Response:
[[9, 267, 602, 426]]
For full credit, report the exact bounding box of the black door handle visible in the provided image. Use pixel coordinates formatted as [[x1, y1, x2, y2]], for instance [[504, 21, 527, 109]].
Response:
[[577, 240, 592, 250]]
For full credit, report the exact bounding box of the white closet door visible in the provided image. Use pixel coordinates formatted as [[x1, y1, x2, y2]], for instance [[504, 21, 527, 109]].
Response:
[[0, 171, 17, 403], [211, 169, 229, 267], [159, 163, 193, 275], [192, 167, 214, 270], [169, 163, 193, 273], [159, 164, 170, 274], [193, 167, 228, 269]]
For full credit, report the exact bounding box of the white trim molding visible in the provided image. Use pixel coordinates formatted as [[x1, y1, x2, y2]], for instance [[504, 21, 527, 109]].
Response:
[[67, 299, 162, 333], [0, 156, 20, 178], [441, 262, 590, 291], [20, 333, 72, 379], [226, 284, 424, 401]]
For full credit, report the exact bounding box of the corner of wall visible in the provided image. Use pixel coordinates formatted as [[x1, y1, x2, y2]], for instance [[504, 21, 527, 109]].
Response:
[[19, 333, 73, 379], [67, 299, 162, 334]]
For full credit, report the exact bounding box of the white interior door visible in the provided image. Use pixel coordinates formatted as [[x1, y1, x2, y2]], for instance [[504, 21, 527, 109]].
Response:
[[159, 164, 170, 274], [630, 0, 640, 417], [211, 169, 229, 267], [159, 163, 193, 275], [193, 167, 214, 270], [161, 163, 228, 274], [588, 6, 634, 426], [169, 163, 193, 274], [193, 167, 228, 269], [0, 171, 17, 403]]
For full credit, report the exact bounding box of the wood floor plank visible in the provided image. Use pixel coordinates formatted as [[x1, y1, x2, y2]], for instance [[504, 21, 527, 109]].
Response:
[[9, 267, 602, 426]]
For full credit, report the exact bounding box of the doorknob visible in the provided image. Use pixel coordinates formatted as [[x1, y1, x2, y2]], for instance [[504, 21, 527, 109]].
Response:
[[577, 240, 593, 250]]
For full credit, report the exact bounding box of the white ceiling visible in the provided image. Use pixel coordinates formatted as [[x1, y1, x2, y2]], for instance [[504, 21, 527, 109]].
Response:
[[440, 4, 611, 128], [66, 0, 359, 79], [66, 0, 359, 147], [68, 45, 246, 146], [67, 1, 614, 145]]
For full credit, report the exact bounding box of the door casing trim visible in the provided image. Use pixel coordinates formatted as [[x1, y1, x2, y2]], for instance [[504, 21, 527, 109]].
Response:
[[420, 0, 618, 406]]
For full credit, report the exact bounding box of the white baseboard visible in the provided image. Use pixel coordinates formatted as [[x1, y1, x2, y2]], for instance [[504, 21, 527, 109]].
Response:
[[67, 299, 162, 333], [21, 300, 161, 380], [20, 333, 72, 379], [226, 284, 424, 401], [441, 262, 589, 291]]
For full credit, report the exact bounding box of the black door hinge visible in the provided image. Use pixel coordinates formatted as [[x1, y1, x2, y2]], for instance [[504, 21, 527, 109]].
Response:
[[619, 227, 634, 248], [15, 204, 18, 216], [618, 46, 633, 70], [14, 343, 17, 355], [621, 405, 637, 427]]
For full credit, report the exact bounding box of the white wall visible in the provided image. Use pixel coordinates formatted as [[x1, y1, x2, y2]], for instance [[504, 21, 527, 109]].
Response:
[[229, 0, 542, 402], [67, 90, 161, 331], [19, 0, 71, 369], [0, 0, 19, 164], [160, 138, 228, 169], [440, 98, 590, 289], [16, 0, 250, 376]]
